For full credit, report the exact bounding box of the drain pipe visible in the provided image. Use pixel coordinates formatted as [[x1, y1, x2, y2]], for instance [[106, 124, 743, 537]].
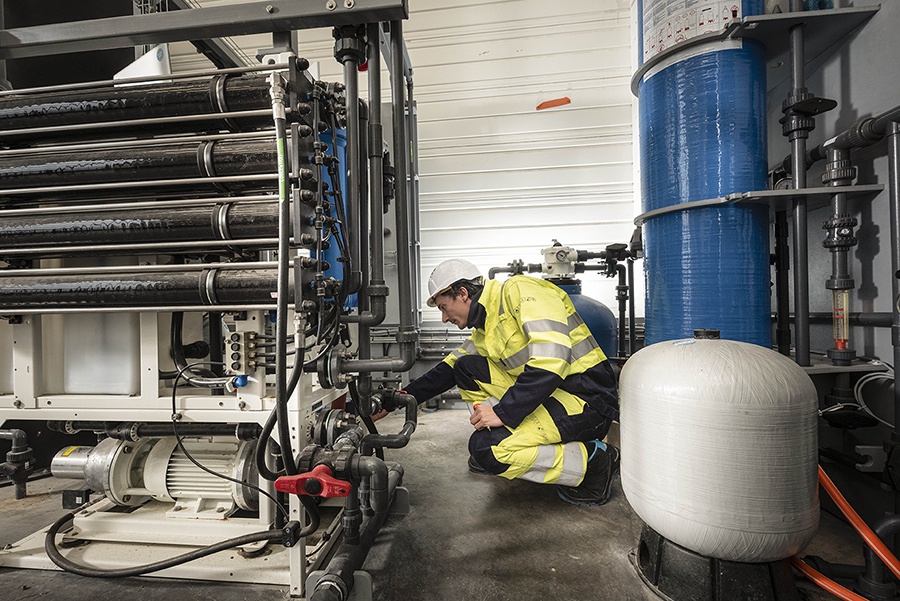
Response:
[[859, 514, 900, 599], [309, 462, 404, 601]]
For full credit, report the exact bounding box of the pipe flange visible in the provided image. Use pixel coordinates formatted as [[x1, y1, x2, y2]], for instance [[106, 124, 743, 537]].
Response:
[[827, 347, 856, 366], [822, 167, 857, 185], [395, 330, 418, 344], [6, 447, 32, 464], [314, 575, 348, 601], [826, 276, 855, 290], [366, 283, 389, 298], [333, 25, 366, 65], [780, 115, 816, 137], [781, 88, 814, 113]]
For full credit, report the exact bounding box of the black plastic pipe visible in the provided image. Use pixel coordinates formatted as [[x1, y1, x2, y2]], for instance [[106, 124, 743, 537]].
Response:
[[0, 428, 30, 499], [615, 264, 627, 358], [0, 268, 285, 309], [361, 392, 417, 451], [859, 513, 900, 598], [47, 420, 261, 441], [310, 462, 403, 601], [774, 211, 792, 356]]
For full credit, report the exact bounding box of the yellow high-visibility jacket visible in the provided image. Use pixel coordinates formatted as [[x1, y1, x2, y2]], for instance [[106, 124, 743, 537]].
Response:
[[408, 276, 618, 428]]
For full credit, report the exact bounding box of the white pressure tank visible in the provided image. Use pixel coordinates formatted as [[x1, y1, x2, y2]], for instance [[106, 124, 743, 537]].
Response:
[[620, 335, 819, 563]]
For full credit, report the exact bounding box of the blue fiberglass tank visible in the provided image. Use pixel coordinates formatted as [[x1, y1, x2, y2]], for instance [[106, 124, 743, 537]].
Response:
[[321, 130, 357, 310], [638, 0, 770, 347]]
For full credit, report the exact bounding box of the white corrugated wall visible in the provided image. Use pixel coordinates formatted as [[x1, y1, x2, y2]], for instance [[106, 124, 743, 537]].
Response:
[[169, 0, 638, 326]]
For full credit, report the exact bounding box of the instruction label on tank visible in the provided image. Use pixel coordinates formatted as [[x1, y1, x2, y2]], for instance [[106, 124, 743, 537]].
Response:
[[642, 0, 741, 60]]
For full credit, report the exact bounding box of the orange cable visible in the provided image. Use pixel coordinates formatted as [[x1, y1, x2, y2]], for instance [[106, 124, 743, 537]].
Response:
[[818, 464, 900, 582], [790, 556, 869, 601]]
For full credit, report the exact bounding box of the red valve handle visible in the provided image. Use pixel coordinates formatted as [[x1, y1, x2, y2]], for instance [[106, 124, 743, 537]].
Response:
[[274, 464, 351, 498]]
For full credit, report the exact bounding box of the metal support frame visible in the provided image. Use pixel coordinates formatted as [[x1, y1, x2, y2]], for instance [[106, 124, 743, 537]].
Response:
[[0, 0, 408, 59]]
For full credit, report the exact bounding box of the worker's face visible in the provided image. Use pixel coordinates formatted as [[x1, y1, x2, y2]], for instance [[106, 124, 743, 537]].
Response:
[[436, 289, 471, 330]]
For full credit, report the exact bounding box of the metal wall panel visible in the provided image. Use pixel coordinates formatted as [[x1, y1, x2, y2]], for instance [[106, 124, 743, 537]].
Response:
[[170, 0, 638, 327]]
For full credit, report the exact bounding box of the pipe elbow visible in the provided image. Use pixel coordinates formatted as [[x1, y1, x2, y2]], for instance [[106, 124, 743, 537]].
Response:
[[355, 456, 389, 512], [0, 428, 28, 451]]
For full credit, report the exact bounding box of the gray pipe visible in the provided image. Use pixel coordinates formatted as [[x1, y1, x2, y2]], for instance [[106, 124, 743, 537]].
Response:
[[888, 123, 900, 462], [343, 58, 363, 296], [407, 76, 422, 318], [310, 462, 403, 601], [337, 21, 418, 374], [789, 0, 810, 366], [390, 20, 414, 330], [861, 514, 900, 590], [0, 428, 31, 499], [342, 24, 388, 329]]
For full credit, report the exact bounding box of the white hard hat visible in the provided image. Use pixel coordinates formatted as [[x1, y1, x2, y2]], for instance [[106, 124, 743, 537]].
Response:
[[426, 259, 483, 307]]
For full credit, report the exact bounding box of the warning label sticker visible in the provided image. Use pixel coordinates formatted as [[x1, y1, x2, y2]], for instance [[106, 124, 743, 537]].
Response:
[[641, 0, 742, 60]]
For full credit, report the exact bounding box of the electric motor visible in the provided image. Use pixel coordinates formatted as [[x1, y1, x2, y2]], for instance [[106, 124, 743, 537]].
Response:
[[51, 436, 258, 518]]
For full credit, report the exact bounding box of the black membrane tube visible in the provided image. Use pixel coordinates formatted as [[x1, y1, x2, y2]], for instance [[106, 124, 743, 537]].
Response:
[[0, 138, 278, 190], [0, 74, 273, 135], [0, 202, 278, 248], [0, 269, 285, 308]]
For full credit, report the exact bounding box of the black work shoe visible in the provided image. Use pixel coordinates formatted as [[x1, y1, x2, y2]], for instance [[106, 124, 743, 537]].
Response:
[[557, 442, 620, 507], [468, 456, 492, 476]]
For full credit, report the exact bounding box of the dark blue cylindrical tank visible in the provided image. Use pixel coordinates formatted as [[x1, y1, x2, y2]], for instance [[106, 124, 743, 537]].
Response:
[[320, 129, 357, 310], [556, 281, 618, 359], [637, 0, 770, 347]]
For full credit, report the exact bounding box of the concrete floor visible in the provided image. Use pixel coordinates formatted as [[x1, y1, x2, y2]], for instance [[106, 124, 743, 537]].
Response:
[[0, 409, 871, 600]]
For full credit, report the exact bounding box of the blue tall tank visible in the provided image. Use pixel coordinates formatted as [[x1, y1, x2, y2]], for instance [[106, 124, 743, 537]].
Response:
[[556, 281, 618, 359], [638, 0, 770, 347], [320, 130, 357, 310]]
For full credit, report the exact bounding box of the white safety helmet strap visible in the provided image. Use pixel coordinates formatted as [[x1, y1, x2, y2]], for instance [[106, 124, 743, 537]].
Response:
[[426, 259, 483, 307]]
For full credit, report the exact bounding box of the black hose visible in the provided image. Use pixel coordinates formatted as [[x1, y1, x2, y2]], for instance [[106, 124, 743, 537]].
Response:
[[170, 312, 234, 389], [271, 73, 297, 477], [350, 381, 384, 461], [44, 512, 281, 578]]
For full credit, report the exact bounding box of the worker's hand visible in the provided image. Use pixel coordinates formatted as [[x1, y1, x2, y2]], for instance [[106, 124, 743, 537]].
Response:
[[469, 403, 504, 430], [370, 409, 390, 422]]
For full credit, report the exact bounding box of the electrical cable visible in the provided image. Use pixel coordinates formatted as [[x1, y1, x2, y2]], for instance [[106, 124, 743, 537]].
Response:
[[45, 511, 282, 578], [170, 360, 289, 520], [170, 312, 235, 389], [852, 365, 895, 428]]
